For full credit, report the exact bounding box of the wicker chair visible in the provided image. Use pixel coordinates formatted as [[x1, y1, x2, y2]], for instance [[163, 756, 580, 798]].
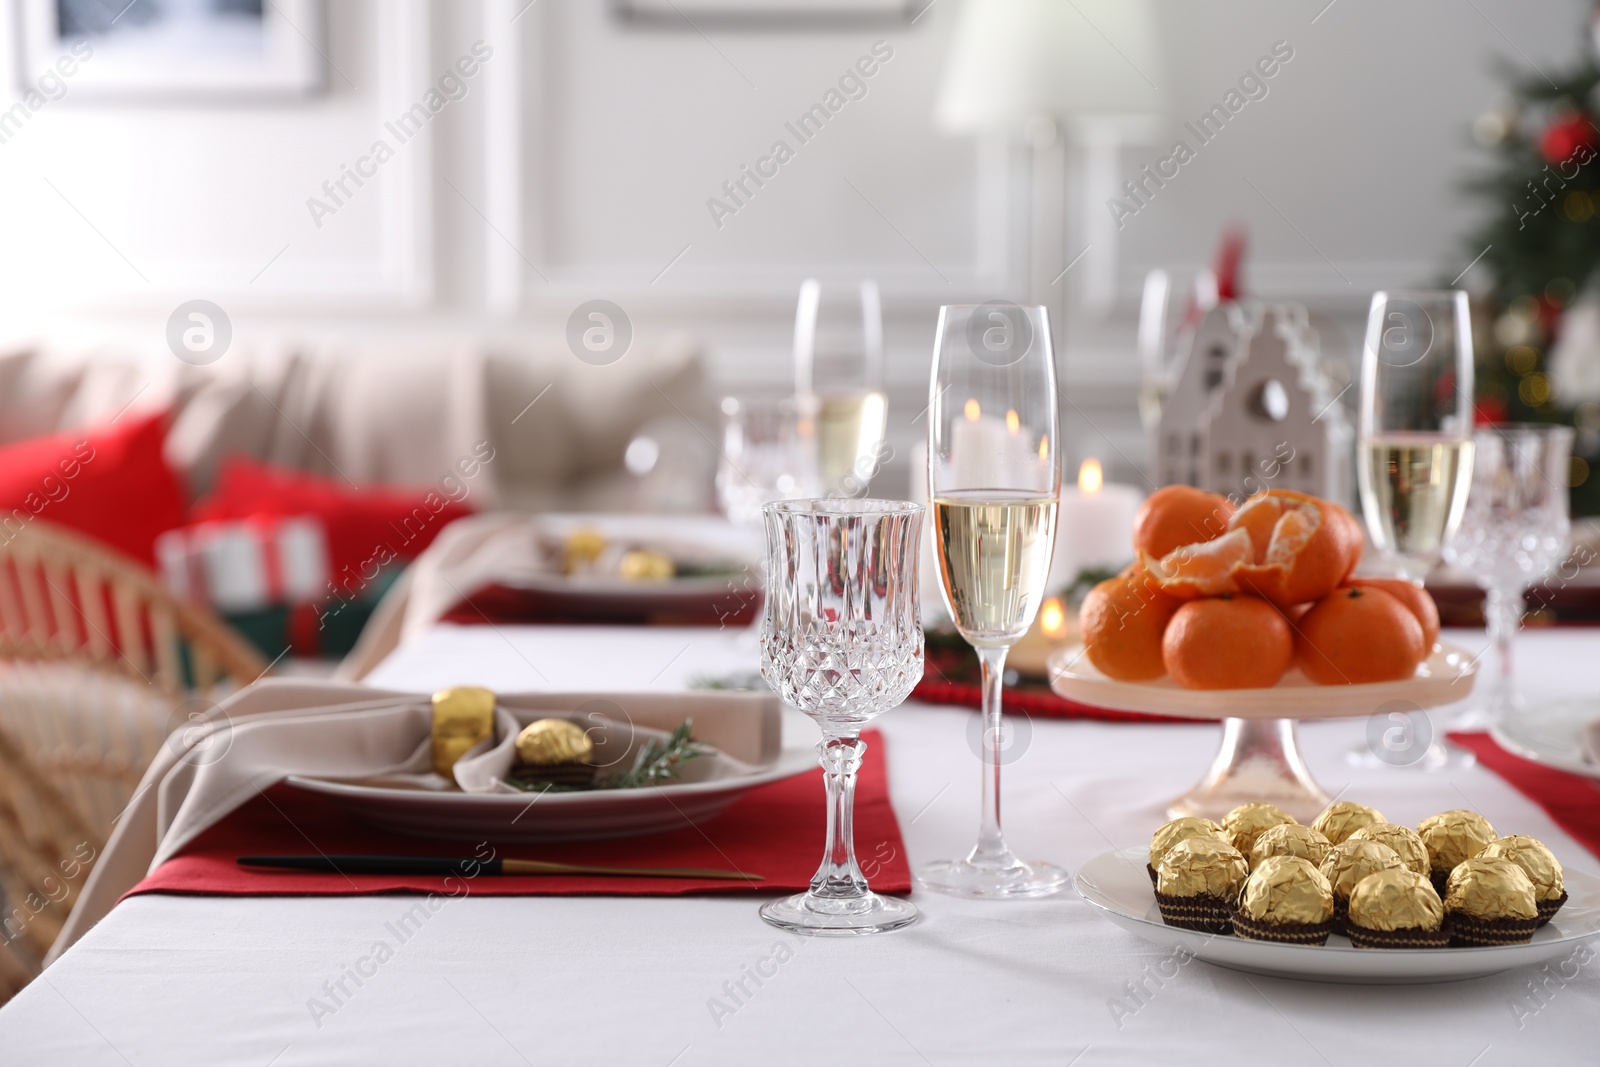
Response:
[[0, 520, 268, 997]]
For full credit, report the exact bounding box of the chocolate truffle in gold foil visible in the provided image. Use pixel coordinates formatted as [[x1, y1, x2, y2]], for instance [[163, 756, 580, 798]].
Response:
[[1481, 836, 1566, 926], [1249, 823, 1332, 870], [1232, 856, 1335, 945], [1349, 822, 1430, 878], [1310, 801, 1384, 845], [1418, 810, 1496, 889], [1148, 817, 1225, 878], [1154, 835, 1249, 933], [618, 548, 675, 581], [1444, 856, 1539, 946], [1345, 868, 1449, 949], [514, 718, 595, 767], [1319, 839, 1404, 926], [1222, 803, 1295, 858]]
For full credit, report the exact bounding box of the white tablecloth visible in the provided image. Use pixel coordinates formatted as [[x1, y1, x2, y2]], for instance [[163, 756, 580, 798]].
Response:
[[1, 626, 1597, 1065]]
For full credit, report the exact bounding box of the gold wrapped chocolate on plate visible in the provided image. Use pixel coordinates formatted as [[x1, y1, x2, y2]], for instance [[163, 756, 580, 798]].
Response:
[[1249, 823, 1332, 870], [618, 549, 674, 581], [1345, 868, 1449, 949], [1348, 822, 1430, 878], [1418, 809, 1496, 892], [563, 528, 607, 575], [1231, 856, 1334, 945], [516, 718, 595, 766], [1444, 856, 1539, 946], [1311, 801, 1384, 845], [1482, 835, 1566, 925], [431, 686, 497, 778], [1147, 817, 1224, 884], [1221, 803, 1295, 858], [1319, 839, 1404, 929], [1154, 836, 1248, 934]]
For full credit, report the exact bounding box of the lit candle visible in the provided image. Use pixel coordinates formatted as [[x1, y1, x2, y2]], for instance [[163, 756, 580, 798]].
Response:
[[1049, 458, 1143, 593]]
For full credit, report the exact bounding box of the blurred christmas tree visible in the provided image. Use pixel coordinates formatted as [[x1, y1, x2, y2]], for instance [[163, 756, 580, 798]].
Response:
[[1461, 3, 1600, 515]]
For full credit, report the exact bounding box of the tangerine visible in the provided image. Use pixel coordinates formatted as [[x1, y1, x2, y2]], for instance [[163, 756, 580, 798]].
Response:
[[1140, 528, 1253, 599], [1162, 594, 1293, 690], [1131, 485, 1236, 559], [1350, 577, 1441, 650], [1295, 585, 1425, 685], [1227, 490, 1363, 607], [1080, 571, 1181, 681]]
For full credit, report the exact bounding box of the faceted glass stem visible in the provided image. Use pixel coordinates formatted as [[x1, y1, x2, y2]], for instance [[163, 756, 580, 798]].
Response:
[[1484, 583, 1525, 719], [810, 734, 868, 903]]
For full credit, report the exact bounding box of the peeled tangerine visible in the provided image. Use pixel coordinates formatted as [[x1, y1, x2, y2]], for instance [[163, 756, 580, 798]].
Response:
[[1080, 569, 1181, 681], [1130, 485, 1235, 560], [1296, 585, 1425, 685], [1142, 489, 1363, 608], [1162, 595, 1293, 690]]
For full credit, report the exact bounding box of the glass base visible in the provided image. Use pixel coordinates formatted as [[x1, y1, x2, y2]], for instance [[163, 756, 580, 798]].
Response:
[[1343, 740, 1474, 771], [915, 857, 1069, 899], [759, 891, 918, 936]]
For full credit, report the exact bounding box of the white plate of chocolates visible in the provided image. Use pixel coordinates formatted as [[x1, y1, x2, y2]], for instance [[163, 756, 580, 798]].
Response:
[[1075, 801, 1600, 983]]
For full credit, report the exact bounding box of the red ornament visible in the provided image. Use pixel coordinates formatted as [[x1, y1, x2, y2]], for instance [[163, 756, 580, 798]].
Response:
[[1540, 113, 1597, 165], [1474, 397, 1509, 427]]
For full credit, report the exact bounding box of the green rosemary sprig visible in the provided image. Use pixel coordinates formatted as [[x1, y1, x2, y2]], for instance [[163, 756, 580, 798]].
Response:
[[599, 720, 711, 790]]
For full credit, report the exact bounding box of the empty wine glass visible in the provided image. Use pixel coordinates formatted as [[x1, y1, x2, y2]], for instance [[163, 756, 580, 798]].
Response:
[[1442, 425, 1573, 727], [716, 397, 820, 527], [759, 498, 924, 935]]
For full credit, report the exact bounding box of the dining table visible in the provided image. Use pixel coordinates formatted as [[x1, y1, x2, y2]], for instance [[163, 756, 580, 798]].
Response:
[[0, 621, 1596, 1065]]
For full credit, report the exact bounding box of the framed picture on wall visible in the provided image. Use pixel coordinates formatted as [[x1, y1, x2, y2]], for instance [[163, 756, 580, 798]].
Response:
[[15, 0, 325, 99], [612, 0, 920, 28]]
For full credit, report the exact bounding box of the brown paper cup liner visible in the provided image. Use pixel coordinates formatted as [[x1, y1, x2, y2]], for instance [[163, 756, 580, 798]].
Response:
[[1147, 863, 1158, 887], [1536, 891, 1568, 928], [1449, 912, 1539, 947], [1230, 910, 1333, 946], [1346, 919, 1452, 949], [1154, 890, 1233, 934], [1429, 869, 1450, 897], [1331, 897, 1350, 936]]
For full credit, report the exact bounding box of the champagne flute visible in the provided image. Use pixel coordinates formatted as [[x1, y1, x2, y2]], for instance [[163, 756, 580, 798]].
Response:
[[794, 278, 889, 497], [759, 499, 925, 935], [1351, 290, 1474, 769], [1357, 290, 1476, 582], [917, 303, 1067, 898]]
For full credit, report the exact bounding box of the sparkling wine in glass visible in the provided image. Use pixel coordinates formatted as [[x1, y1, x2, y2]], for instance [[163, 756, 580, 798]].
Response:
[[759, 499, 925, 935], [918, 303, 1067, 898], [1357, 291, 1476, 583], [794, 279, 888, 497]]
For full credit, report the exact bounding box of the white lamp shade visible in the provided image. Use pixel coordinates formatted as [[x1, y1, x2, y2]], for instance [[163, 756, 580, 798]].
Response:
[[935, 0, 1163, 131]]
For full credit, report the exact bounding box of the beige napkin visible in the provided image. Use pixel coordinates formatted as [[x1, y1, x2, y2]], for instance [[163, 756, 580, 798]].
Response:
[[48, 679, 781, 964]]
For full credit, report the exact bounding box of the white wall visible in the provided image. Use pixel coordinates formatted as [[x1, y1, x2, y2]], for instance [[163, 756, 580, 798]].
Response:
[[0, 0, 1585, 489]]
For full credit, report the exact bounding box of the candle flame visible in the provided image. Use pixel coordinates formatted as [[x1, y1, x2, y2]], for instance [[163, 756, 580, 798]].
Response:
[[1078, 458, 1104, 494], [1040, 597, 1066, 639], [1005, 409, 1020, 434], [1038, 435, 1049, 461], [964, 398, 980, 422]]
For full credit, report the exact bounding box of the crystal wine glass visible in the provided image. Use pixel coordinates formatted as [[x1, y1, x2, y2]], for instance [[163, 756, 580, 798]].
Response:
[[716, 396, 820, 528], [918, 303, 1067, 898], [759, 498, 924, 935], [1351, 290, 1475, 769], [1442, 425, 1572, 727]]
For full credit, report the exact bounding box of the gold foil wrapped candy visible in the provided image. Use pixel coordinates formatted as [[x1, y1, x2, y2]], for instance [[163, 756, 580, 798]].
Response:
[[431, 687, 497, 777], [1444, 857, 1538, 921], [618, 549, 675, 581], [1249, 823, 1332, 870], [1222, 803, 1295, 858], [1417, 809, 1496, 877], [1346, 868, 1444, 932], [1148, 817, 1224, 871], [514, 718, 595, 767], [1319, 839, 1405, 904], [1349, 822, 1430, 878], [1482, 836, 1564, 902], [562, 528, 607, 574], [1311, 801, 1384, 845], [1156, 835, 1249, 900], [1238, 856, 1334, 926]]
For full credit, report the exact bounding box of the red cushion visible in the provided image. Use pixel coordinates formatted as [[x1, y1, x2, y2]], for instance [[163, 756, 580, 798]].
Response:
[[188, 456, 475, 575], [0, 412, 186, 565]]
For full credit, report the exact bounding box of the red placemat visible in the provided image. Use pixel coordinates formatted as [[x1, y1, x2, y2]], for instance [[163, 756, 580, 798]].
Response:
[[1449, 731, 1600, 862], [126, 730, 906, 899], [439, 582, 761, 629]]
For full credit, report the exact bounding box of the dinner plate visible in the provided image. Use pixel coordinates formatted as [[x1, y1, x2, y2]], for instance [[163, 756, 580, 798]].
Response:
[[286, 708, 818, 843], [1048, 642, 1477, 720], [1076, 847, 1600, 984], [1491, 699, 1600, 780]]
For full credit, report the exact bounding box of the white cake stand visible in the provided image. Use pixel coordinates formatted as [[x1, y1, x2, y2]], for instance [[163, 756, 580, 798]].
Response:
[[1047, 644, 1478, 823]]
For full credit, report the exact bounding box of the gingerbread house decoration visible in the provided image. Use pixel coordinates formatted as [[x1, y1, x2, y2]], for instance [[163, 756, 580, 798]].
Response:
[[1152, 302, 1351, 504]]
